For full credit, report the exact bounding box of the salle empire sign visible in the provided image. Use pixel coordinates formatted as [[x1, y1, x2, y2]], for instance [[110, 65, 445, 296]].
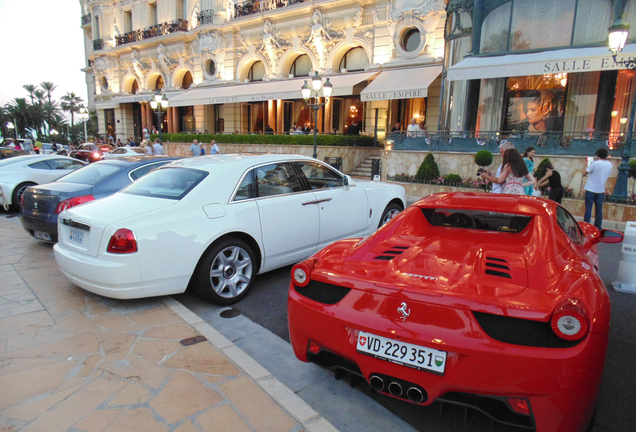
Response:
[[361, 89, 426, 102], [543, 55, 636, 73]]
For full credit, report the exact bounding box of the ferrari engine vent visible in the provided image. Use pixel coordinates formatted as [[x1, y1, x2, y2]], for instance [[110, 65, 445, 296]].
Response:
[[374, 246, 409, 261], [484, 257, 512, 279]]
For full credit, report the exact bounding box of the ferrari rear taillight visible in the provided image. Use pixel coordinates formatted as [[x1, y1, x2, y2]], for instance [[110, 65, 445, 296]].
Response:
[[506, 398, 531, 415], [107, 229, 137, 254], [550, 298, 589, 341], [94, 152, 101, 159], [308, 340, 321, 354], [291, 257, 317, 287], [55, 195, 95, 214]]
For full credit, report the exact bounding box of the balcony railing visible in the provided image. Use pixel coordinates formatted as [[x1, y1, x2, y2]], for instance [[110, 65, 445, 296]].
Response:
[[231, 0, 309, 19], [387, 130, 630, 157], [115, 19, 188, 46], [93, 39, 104, 51], [81, 14, 92, 26], [197, 9, 214, 25]]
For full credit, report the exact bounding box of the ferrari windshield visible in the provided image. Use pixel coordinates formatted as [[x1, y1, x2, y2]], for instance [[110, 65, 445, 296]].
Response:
[[422, 208, 532, 233], [121, 167, 208, 200]]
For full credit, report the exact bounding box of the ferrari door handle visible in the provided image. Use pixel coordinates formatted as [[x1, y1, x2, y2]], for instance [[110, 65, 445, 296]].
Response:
[[302, 198, 333, 205]]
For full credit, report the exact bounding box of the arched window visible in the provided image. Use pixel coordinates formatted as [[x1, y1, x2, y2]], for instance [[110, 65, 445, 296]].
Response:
[[131, 79, 139, 94], [155, 75, 164, 90], [290, 55, 312, 77], [572, 0, 611, 45], [338, 47, 369, 72], [480, 2, 511, 54], [480, 0, 612, 54], [248, 61, 265, 82], [181, 71, 193, 89], [624, 0, 636, 41]]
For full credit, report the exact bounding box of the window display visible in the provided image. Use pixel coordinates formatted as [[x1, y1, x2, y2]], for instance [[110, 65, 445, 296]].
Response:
[[504, 75, 566, 133]]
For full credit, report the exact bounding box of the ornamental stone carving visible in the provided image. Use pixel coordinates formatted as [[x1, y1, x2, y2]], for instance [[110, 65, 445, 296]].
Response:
[[305, 10, 342, 70], [131, 49, 147, 82], [389, 0, 444, 21], [157, 43, 172, 77]]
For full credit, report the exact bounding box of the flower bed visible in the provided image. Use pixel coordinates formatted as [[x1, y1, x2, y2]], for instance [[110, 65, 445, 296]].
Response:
[[387, 173, 492, 191]]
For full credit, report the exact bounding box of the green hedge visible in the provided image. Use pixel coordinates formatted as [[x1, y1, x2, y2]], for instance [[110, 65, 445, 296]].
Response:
[[150, 133, 375, 147]]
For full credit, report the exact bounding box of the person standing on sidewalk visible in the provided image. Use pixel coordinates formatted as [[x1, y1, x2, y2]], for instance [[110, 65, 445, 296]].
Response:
[[480, 141, 515, 194], [152, 138, 164, 155], [582, 147, 612, 229], [190, 139, 202, 157]]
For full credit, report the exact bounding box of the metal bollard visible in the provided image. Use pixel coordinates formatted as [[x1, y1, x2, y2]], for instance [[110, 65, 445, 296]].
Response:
[[613, 221, 636, 293]]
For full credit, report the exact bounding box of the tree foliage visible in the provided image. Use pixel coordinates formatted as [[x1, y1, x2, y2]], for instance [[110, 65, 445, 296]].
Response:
[[474, 150, 493, 167], [416, 153, 441, 182], [1, 83, 92, 144]]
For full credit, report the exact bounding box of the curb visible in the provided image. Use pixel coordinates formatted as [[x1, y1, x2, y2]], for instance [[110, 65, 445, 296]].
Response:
[[162, 297, 340, 432]]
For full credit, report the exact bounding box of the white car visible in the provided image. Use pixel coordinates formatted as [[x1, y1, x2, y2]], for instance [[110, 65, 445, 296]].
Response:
[[0, 155, 86, 210], [102, 147, 147, 159], [54, 154, 406, 305]]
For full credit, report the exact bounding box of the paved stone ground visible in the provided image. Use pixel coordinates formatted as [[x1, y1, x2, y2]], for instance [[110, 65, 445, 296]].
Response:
[[0, 218, 336, 432]]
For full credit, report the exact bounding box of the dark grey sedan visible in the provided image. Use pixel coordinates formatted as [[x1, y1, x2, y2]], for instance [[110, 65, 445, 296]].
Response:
[[20, 156, 181, 242]]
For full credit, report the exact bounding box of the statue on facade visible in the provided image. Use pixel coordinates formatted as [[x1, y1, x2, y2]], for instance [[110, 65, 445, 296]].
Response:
[[131, 49, 145, 81], [157, 43, 172, 77], [306, 10, 331, 70], [262, 20, 283, 74]]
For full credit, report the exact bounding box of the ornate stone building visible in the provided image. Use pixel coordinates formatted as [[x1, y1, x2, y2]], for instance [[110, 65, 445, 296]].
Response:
[[79, 0, 446, 141]]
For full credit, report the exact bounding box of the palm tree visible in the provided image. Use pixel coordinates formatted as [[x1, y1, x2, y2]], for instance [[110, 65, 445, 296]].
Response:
[[23, 84, 37, 105], [33, 89, 46, 105], [40, 81, 57, 105], [5, 98, 32, 138], [60, 92, 84, 129]]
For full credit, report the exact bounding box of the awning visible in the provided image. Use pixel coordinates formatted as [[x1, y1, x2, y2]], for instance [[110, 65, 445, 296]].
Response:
[[168, 72, 378, 107], [447, 44, 636, 81], [94, 91, 185, 109], [360, 66, 443, 102]]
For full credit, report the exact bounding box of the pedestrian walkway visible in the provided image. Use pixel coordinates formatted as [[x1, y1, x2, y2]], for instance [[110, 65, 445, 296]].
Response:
[[0, 218, 337, 432]]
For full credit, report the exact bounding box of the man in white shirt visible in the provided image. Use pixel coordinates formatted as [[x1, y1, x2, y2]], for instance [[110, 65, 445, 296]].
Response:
[[481, 141, 515, 193], [583, 147, 613, 229], [406, 118, 420, 137], [152, 138, 164, 155], [210, 139, 219, 155], [190, 139, 202, 157]]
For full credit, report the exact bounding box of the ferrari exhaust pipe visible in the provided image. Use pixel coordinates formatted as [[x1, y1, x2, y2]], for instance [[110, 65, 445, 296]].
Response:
[[407, 387, 424, 404], [369, 375, 384, 392], [388, 382, 403, 397]]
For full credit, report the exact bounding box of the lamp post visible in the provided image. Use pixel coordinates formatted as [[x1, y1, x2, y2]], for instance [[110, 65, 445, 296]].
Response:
[[7, 122, 15, 139], [301, 71, 333, 159], [79, 106, 89, 142], [150, 91, 169, 144], [608, 19, 636, 202]]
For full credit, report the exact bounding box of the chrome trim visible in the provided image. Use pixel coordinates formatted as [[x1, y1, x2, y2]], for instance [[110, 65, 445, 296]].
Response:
[[60, 217, 90, 231], [302, 198, 333, 206]]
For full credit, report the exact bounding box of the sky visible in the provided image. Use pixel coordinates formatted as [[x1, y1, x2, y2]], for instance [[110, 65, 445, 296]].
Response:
[[0, 0, 88, 111]]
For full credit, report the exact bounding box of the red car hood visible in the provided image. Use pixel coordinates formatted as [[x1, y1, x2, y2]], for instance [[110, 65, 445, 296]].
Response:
[[342, 232, 528, 299]]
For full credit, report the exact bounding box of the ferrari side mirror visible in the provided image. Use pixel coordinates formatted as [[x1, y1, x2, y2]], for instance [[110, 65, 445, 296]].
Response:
[[599, 229, 623, 244]]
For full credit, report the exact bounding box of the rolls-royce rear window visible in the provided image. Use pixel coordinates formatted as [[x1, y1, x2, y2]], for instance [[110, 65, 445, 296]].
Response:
[[422, 208, 531, 233], [122, 167, 207, 200]]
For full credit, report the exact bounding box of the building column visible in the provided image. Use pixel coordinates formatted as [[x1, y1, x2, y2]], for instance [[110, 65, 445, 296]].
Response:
[[324, 98, 332, 134], [276, 100, 284, 133], [268, 100, 276, 133], [146, 103, 154, 132], [317, 97, 324, 133], [167, 107, 174, 133], [172, 107, 180, 133], [141, 103, 147, 134]]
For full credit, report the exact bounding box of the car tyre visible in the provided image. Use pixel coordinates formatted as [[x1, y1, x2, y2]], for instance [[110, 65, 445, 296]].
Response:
[[378, 202, 403, 228], [12, 182, 36, 211], [193, 237, 256, 305]]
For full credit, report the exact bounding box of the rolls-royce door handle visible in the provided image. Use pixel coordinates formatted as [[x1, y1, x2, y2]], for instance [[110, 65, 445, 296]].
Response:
[[301, 198, 333, 206]]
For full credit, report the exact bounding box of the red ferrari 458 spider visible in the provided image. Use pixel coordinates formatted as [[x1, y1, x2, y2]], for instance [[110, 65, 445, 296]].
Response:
[[288, 192, 623, 432]]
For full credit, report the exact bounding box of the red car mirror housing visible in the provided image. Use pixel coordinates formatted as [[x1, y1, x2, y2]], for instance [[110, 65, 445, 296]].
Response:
[[599, 229, 624, 244]]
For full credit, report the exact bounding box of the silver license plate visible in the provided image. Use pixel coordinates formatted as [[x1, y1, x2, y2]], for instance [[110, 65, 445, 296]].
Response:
[[34, 231, 51, 241], [69, 228, 84, 245], [357, 331, 447, 375]]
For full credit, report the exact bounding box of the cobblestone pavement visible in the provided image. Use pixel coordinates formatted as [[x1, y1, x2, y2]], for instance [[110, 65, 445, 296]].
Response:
[[0, 218, 337, 432]]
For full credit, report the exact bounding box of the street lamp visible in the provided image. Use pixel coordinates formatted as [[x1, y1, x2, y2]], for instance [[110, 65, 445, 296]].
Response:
[[150, 91, 169, 144], [301, 71, 333, 159], [609, 19, 636, 201], [78, 106, 89, 142], [7, 122, 16, 139]]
